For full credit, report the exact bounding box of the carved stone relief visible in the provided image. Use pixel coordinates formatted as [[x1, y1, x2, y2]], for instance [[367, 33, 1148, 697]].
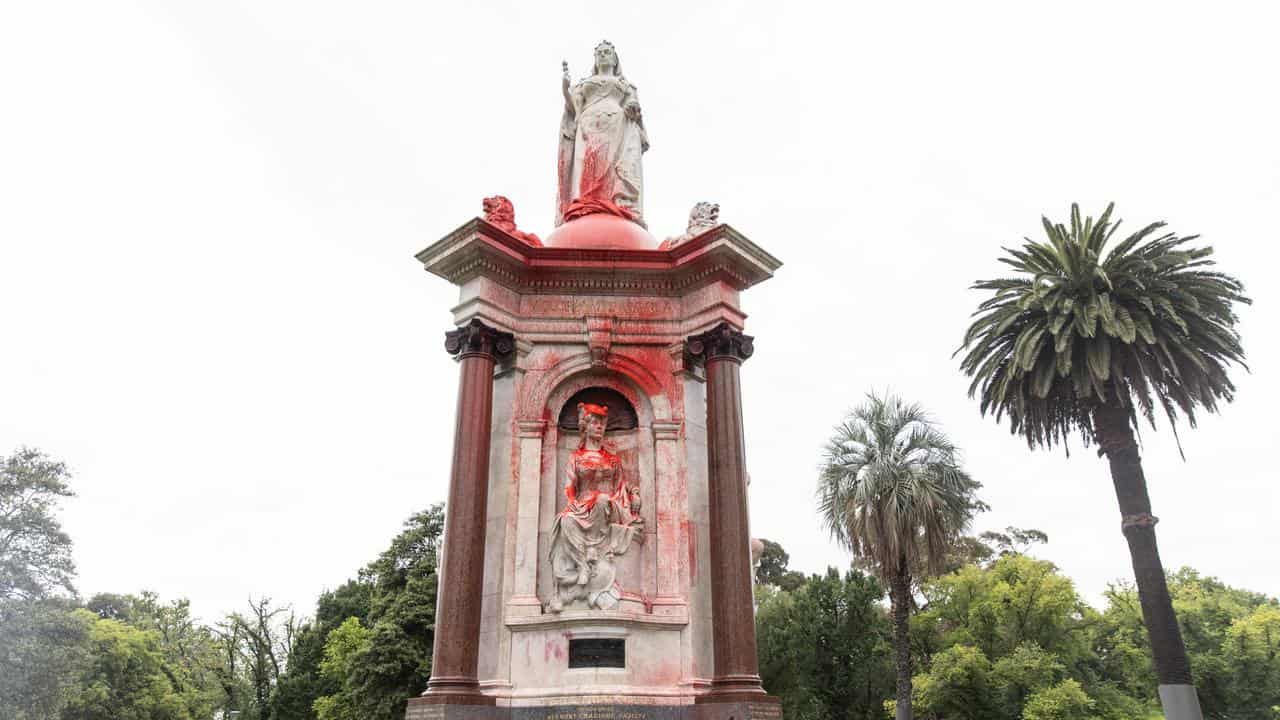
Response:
[[661, 202, 720, 249], [546, 402, 644, 612]]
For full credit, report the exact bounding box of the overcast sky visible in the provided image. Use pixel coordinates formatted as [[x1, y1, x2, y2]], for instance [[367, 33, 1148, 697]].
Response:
[[2, 1, 1277, 623]]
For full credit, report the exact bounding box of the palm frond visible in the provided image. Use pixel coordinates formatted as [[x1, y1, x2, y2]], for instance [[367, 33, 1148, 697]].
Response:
[[816, 392, 982, 584], [956, 203, 1251, 451]]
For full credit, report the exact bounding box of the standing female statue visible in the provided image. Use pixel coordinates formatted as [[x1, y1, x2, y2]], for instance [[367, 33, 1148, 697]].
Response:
[[556, 41, 649, 227], [547, 402, 643, 612]]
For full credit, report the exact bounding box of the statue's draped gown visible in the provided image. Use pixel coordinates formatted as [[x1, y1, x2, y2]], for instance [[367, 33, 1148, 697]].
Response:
[[549, 447, 641, 609], [557, 73, 648, 225]]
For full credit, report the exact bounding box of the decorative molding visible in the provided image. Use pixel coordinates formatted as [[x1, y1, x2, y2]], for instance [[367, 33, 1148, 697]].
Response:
[[416, 219, 779, 297], [505, 608, 688, 630], [586, 315, 614, 367], [516, 420, 547, 438], [651, 420, 683, 441], [444, 318, 515, 360], [685, 322, 754, 364]]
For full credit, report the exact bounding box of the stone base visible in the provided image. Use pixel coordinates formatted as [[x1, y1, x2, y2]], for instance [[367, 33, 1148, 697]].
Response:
[[405, 702, 782, 720], [693, 695, 782, 720], [406, 698, 498, 720]]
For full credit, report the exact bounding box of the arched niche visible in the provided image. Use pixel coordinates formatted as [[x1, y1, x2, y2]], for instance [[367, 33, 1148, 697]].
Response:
[[516, 349, 674, 424], [537, 371, 657, 614], [557, 387, 640, 431]]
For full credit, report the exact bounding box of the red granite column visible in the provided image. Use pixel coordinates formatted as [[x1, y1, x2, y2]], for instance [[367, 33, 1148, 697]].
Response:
[[687, 322, 771, 702], [420, 318, 512, 705]]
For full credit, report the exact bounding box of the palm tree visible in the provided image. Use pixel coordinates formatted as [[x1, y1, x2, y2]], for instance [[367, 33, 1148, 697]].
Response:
[[817, 392, 981, 720], [957, 203, 1250, 720]]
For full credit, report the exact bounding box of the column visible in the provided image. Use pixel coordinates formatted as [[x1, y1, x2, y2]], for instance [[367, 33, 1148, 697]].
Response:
[[685, 322, 768, 700], [422, 318, 513, 704]]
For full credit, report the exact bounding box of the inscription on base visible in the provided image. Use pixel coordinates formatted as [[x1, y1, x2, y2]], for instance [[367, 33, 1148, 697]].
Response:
[[513, 706, 690, 720]]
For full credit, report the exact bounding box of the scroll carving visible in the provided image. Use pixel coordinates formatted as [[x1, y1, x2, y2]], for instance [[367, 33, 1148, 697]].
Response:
[[444, 319, 515, 360], [685, 322, 754, 364]]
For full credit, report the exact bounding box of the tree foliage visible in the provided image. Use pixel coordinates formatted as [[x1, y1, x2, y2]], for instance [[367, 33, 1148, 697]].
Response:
[[817, 393, 982, 585], [268, 580, 373, 720], [274, 505, 443, 720], [757, 539, 807, 591], [1096, 569, 1280, 719], [61, 611, 205, 720], [756, 568, 893, 720], [958, 202, 1250, 450], [0, 598, 92, 720], [1, 447, 77, 600]]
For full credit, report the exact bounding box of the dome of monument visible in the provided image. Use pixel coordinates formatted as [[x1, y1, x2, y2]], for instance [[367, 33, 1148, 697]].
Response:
[[543, 213, 658, 250]]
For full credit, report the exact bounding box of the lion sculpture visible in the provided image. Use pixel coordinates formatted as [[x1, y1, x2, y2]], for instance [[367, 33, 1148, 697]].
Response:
[[660, 201, 720, 249], [482, 195, 542, 247]]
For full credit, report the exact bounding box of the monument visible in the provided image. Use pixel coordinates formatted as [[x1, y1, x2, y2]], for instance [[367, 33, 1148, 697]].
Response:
[[406, 41, 782, 720]]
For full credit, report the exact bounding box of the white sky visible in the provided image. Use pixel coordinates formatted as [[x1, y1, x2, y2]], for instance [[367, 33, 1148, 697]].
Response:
[[2, 1, 1276, 623]]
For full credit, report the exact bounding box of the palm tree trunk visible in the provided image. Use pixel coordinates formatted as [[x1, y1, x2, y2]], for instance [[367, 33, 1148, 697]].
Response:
[[889, 568, 913, 720], [1093, 403, 1203, 720]]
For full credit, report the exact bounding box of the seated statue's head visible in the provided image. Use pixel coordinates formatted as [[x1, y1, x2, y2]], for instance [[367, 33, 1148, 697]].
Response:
[[593, 41, 620, 76], [578, 402, 609, 447]]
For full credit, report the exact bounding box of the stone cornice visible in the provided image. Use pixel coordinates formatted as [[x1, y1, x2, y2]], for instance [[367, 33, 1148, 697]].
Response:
[[415, 217, 781, 296]]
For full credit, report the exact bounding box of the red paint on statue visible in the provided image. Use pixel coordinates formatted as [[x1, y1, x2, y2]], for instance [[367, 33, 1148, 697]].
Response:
[[561, 138, 636, 223], [562, 196, 637, 223], [481, 196, 542, 246]]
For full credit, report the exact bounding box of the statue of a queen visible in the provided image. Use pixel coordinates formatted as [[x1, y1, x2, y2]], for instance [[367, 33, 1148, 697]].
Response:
[[556, 41, 649, 227]]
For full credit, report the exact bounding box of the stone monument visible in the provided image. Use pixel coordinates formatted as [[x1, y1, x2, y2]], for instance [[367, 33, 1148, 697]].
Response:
[[405, 41, 782, 720]]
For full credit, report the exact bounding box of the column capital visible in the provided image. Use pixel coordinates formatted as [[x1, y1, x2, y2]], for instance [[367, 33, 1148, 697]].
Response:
[[444, 318, 515, 360], [686, 322, 754, 364]]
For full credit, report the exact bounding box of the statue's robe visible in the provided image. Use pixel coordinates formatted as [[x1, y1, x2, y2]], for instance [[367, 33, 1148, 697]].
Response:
[[556, 73, 648, 227]]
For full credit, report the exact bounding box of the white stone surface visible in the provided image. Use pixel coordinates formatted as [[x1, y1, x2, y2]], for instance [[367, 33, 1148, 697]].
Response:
[[1158, 684, 1205, 720], [557, 42, 648, 225], [452, 265, 755, 701]]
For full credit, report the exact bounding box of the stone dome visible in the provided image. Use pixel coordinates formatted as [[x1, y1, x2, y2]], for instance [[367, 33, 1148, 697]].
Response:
[[543, 213, 658, 250]]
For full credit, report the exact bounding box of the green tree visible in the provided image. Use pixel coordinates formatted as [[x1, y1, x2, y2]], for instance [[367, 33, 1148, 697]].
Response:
[[224, 597, 296, 720], [313, 618, 371, 720], [817, 393, 981, 720], [268, 580, 373, 720], [61, 611, 197, 720], [755, 568, 893, 720], [346, 506, 443, 720], [1, 447, 76, 600], [979, 527, 1050, 558], [0, 448, 85, 720], [756, 539, 806, 591], [0, 598, 91, 719], [958, 203, 1251, 719], [1022, 679, 1097, 720], [1096, 569, 1280, 719], [291, 505, 443, 720], [910, 644, 995, 720], [1220, 605, 1280, 718], [914, 554, 1157, 719], [990, 642, 1065, 714], [84, 592, 225, 719]]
